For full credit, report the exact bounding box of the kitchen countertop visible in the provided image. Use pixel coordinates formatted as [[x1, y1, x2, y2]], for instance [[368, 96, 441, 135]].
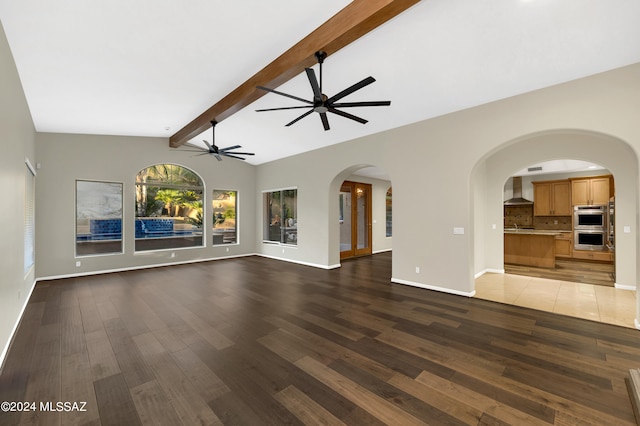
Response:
[[504, 228, 568, 236]]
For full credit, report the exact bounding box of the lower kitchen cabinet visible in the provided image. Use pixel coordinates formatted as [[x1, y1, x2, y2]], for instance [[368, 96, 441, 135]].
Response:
[[554, 232, 572, 258], [572, 249, 613, 262]]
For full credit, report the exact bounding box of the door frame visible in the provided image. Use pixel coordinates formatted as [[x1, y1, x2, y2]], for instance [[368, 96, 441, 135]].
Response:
[[340, 181, 373, 259]]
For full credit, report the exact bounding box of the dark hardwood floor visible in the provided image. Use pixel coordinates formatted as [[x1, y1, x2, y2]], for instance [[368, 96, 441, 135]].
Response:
[[1, 252, 639, 425], [505, 259, 615, 287]]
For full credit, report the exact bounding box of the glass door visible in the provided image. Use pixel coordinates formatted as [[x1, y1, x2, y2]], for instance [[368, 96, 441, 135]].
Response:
[[340, 181, 372, 259]]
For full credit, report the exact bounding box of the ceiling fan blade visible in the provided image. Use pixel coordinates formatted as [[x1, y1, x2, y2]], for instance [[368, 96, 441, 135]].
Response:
[[331, 100, 391, 108], [219, 145, 241, 152], [224, 151, 255, 156], [256, 86, 313, 105], [320, 112, 330, 131], [285, 109, 314, 127], [327, 107, 368, 124], [326, 76, 376, 104], [202, 139, 213, 150], [181, 149, 209, 153], [221, 153, 247, 160], [256, 105, 313, 112], [305, 68, 322, 100], [214, 153, 223, 161]]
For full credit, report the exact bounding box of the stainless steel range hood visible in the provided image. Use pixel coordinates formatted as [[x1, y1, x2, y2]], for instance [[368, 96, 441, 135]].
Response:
[[504, 176, 533, 206]]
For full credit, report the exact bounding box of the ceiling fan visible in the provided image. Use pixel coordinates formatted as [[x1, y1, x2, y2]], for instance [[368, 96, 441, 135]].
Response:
[[181, 120, 255, 161], [255, 51, 391, 131]]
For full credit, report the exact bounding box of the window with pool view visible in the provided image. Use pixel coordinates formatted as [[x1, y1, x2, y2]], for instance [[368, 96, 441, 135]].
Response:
[[135, 164, 204, 252]]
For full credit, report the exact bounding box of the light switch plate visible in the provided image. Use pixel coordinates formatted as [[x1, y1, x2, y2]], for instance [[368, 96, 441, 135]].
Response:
[[453, 227, 465, 235]]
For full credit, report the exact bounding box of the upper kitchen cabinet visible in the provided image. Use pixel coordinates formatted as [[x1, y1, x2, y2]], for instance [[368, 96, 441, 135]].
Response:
[[533, 180, 571, 216], [570, 176, 611, 205]]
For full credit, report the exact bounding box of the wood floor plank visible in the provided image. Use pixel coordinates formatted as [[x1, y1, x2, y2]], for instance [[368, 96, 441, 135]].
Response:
[[144, 351, 223, 426], [2, 252, 639, 425], [130, 380, 183, 426], [60, 351, 100, 426], [295, 356, 427, 426], [84, 328, 121, 381], [274, 385, 347, 426], [93, 373, 141, 426]]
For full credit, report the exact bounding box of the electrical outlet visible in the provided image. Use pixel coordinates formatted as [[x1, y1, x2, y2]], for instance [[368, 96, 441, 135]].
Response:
[[75, 261, 81, 267], [415, 266, 420, 273], [170, 252, 176, 258], [226, 247, 229, 252]]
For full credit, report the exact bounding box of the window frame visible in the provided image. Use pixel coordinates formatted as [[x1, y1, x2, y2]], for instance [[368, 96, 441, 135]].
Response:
[[212, 189, 238, 245], [75, 179, 124, 258], [24, 158, 36, 275], [263, 187, 298, 246], [134, 163, 205, 253]]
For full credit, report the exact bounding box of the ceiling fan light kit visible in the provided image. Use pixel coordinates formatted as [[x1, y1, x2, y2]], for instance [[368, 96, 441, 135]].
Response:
[[256, 50, 391, 131]]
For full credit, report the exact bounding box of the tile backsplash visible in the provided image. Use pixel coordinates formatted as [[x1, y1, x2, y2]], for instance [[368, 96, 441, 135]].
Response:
[[504, 205, 571, 230]]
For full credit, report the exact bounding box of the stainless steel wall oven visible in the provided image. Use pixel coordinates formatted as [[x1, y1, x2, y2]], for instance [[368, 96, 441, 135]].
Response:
[[574, 205, 607, 250]]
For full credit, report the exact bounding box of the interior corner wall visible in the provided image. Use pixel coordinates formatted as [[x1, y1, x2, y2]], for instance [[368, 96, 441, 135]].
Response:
[[0, 20, 37, 366], [34, 132, 257, 279]]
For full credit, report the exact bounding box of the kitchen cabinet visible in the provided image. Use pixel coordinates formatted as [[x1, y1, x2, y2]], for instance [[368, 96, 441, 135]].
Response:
[[533, 180, 571, 216], [504, 231, 556, 268], [571, 176, 610, 205], [572, 249, 613, 262], [554, 232, 572, 258]]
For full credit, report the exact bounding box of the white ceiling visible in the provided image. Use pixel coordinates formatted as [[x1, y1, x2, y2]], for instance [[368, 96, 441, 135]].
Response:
[[2, 0, 640, 166]]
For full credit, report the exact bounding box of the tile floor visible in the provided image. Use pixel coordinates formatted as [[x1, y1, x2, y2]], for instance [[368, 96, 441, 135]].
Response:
[[475, 272, 638, 329]]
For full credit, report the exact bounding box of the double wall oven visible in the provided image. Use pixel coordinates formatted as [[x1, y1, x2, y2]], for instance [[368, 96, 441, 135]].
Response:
[[573, 205, 607, 250]]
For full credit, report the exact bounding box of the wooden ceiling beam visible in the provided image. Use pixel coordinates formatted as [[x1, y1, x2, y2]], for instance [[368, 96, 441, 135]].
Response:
[[170, 0, 420, 147]]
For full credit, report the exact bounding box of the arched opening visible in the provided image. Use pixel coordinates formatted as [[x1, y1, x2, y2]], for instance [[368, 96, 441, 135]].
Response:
[[329, 165, 393, 265], [502, 160, 614, 285], [135, 163, 205, 251], [471, 130, 639, 327]]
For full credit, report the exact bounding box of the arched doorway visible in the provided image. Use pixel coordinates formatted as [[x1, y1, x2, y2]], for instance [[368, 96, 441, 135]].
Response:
[[329, 165, 392, 264], [471, 130, 639, 327], [502, 160, 615, 286]]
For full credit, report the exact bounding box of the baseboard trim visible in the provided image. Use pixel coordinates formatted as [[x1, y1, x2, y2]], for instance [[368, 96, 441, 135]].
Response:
[[615, 283, 637, 291], [474, 268, 504, 279], [0, 278, 37, 371], [35, 253, 255, 282], [391, 277, 476, 297], [256, 254, 341, 270]]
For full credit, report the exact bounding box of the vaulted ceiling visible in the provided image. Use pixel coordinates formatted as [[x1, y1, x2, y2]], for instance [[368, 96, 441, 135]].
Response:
[[1, 0, 639, 165]]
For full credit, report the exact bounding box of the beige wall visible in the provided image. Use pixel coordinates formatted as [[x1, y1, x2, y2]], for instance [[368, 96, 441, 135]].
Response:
[[0, 21, 37, 364], [256, 63, 640, 300], [35, 133, 257, 278]]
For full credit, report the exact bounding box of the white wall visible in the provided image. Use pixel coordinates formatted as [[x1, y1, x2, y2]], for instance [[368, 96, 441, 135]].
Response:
[[35, 133, 257, 278], [0, 21, 37, 366]]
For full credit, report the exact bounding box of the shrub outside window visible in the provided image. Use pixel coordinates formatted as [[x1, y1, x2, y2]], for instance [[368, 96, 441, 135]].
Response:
[[135, 164, 204, 252], [76, 180, 123, 256], [264, 188, 297, 245], [212, 190, 237, 245]]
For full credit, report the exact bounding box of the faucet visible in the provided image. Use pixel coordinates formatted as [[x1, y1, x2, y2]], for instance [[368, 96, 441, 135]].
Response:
[[514, 222, 519, 230]]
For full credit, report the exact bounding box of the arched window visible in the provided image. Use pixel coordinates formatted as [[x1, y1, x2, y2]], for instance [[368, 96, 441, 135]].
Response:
[[135, 164, 204, 251], [386, 187, 392, 237]]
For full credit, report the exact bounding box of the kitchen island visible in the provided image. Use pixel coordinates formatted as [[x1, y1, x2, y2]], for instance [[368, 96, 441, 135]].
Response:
[[504, 229, 561, 268]]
